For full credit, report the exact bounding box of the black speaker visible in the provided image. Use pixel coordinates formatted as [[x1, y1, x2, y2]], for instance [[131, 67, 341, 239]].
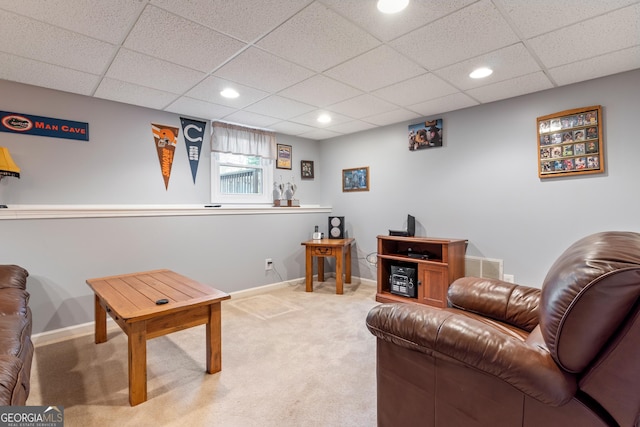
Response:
[[328, 216, 344, 239]]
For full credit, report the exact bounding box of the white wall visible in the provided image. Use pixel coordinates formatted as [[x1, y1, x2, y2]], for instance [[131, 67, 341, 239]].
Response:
[[322, 69, 640, 287], [1, 69, 639, 334], [0, 80, 326, 334]]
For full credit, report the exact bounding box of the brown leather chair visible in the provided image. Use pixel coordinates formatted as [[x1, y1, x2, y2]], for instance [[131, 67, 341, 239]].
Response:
[[366, 231, 640, 427]]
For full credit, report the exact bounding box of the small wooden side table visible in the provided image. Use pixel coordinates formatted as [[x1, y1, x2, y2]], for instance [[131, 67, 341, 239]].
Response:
[[301, 238, 355, 294], [86, 269, 230, 406]]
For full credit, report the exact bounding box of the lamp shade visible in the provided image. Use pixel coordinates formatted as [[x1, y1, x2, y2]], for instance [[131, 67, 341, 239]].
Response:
[[0, 147, 20, 178]]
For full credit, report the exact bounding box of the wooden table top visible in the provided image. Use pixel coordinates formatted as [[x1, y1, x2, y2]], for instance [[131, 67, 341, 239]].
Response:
[[301, 238, 354, 247], [86, 269, 230, 321]]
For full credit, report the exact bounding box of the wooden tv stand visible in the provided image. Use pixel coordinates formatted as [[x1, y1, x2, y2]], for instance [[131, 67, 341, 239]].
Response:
[[376, 236, 466, 307]]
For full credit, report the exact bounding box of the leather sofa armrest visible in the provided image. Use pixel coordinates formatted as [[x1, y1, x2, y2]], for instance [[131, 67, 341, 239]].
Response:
[[366, 303, 576, 405], [447, 277, 541, 332], [0, 266, 29, 290]]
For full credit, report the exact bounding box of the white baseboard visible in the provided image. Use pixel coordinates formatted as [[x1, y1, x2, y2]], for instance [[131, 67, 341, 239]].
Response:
[[32, 276, 374, 347]]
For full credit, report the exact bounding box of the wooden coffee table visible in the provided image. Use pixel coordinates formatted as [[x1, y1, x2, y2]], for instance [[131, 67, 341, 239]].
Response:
[[86, 269, 230, 406]]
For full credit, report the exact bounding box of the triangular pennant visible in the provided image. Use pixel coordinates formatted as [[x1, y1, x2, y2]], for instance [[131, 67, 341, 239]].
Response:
[[151, 123, 179, 190], [180, 117, 206, 184]]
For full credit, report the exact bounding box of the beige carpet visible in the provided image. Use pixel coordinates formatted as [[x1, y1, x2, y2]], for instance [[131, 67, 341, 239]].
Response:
[[28, 279, 379, 427]]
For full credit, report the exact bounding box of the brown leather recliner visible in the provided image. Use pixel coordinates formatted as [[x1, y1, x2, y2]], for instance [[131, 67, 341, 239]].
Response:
[[366, 231, 640, 427], [0, 265, 33, 405]]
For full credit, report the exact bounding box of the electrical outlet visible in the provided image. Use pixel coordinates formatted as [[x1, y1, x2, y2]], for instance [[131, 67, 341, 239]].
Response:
[[265, 258, 273, 271]]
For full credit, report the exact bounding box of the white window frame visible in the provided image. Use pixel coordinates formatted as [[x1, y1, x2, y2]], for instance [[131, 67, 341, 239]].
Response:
[[211, 152, 273, 205]]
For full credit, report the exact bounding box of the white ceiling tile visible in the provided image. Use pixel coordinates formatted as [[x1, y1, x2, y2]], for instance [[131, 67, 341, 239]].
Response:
[[326, 120, 377, 135], [257, 2, 380, 72], [94, 78, 179, 110], [222, 110, 281, 129], [278, 75, 362, 107], [362, 109, 421, 127], [319, 0, 477, 42], [0, 10, 116, 74], [408, 93, 479, 117], [328, 95, 396, 119], [214, 47, 314, 93], [0, 0, 145, 44], [299, 128, 342, 140], [324, 45, 426, 91], [106, 49, 206, 94], [186, 76, 269, 108], [434, 43, 541, 90], [150, 0, 312, 43], [290, 110, 352, 128], [268, 121, 317, 136], [245, 96, 317, 120], [528, 3, 640, 68], [165, 97, 235, 121], [465, 72, 553, 103], [391, 0, 520, 70], [123, 6, 246, 73], [499, 0, 639, 38], [372, 73, 458, 106], [0, 52, 99, 96], [549, 45, 640, 86]]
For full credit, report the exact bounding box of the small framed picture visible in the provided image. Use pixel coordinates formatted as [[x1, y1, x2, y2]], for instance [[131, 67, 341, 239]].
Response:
[[342, 166, 369, 192], [276, 144, 292, 169], [301, 160, 314, 179]]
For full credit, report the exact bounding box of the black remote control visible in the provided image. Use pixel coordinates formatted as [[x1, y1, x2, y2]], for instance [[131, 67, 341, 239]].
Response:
[[155, 298, 169, 305]]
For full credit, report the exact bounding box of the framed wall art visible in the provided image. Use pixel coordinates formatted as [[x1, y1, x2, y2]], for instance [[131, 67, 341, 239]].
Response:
[[276, 144, 292, 169], [408, 118, 443, 151], [342, 166, 369, 192], [537, 105, 603, 179], [301, 160, 314, 179]]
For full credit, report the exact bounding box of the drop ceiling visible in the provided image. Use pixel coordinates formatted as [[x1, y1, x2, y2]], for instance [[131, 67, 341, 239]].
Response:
[[0, 0, 638, 140]]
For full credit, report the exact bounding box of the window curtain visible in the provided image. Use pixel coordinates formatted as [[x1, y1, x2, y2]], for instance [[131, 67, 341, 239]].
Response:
[[211, 121, 276, 159]]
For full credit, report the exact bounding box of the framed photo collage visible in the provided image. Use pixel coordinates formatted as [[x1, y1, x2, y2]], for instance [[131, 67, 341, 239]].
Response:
[[537, 105, 603, 179]]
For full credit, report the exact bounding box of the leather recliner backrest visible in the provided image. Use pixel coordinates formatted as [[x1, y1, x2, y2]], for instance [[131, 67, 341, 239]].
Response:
[[539, 231, 640, 373]]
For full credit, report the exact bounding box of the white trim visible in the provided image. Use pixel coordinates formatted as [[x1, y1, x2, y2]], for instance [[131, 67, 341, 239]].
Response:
[[31, 277, 376, 347], [0, 204, 331, 220]]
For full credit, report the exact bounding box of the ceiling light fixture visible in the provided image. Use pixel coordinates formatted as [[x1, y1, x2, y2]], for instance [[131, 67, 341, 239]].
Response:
[[317, 114, 332, 124], [220, 88, 239, 98], [469, 67, 493, 79], [377, 0, 409, 14]]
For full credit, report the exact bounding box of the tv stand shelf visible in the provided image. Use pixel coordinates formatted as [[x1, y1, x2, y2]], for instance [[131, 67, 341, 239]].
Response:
[[376, 235, 467, 307]]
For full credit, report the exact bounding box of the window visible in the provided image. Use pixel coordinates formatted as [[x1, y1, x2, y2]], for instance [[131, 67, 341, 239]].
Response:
[[210, 121, 276, 205], [211, 152, 273, 204]]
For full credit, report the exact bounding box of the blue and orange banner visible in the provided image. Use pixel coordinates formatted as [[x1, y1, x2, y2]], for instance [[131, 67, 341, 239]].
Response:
[[0, 110, 89, 141], [180, 117, 206, 184], [151, 123, 179, 190]]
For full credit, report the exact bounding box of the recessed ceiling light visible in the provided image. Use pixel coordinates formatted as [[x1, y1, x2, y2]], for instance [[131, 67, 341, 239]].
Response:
[[317, 114, 332, 124], [220, 88, 239, 98], [377, 0, 409, 14], [469, 67, 493, 79]]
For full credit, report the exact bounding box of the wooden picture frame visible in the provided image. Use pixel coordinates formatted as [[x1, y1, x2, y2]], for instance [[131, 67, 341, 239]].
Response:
[[276, 144, 292, 169], [537, 105, 603, 178], [301, 160, 314, 179], [342, 166, 369, 192]]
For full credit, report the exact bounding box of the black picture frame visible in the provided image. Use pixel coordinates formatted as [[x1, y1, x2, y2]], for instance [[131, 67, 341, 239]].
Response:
[[301, 160, 314, 179]]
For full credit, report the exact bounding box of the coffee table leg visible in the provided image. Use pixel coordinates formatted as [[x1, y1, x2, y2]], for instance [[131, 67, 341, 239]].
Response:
[[206, 303, 222, 374], [128, 321, 147, 406], [95, 295, 107, 344]]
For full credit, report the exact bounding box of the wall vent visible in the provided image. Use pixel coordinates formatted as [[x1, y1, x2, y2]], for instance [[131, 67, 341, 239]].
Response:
[[465, 256, 503, 280]]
